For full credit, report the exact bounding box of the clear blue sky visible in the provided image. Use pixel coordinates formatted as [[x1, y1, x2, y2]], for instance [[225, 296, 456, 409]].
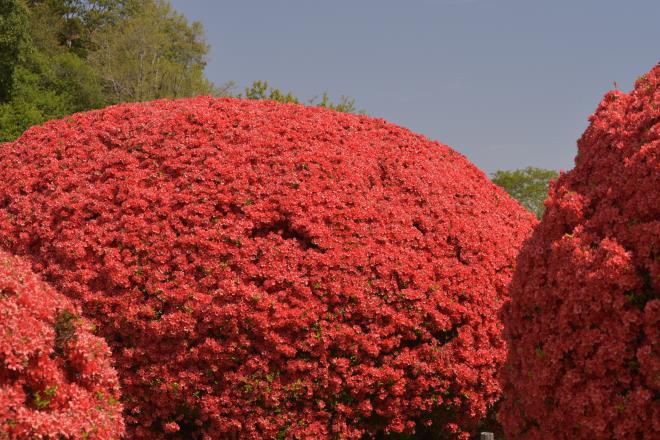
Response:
[[171, 0, 659, 174]]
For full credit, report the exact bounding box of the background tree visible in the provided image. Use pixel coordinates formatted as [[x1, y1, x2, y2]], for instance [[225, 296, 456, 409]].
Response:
[[491, 166, 558, 218], [0, 0, 87, 141], [87, 0, 215, 102], [239, 80, 363, 114], [0, 0, 28, 102], [0, 0, 218, 141], [0, 0, 111, 141], [0, 0, 118, 141], [0, 1, 360, 142], [241, 80, 299, 104]]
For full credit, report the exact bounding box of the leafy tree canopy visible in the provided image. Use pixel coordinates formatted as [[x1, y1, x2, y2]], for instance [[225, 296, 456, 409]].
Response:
[[0, 0, 358, 143], [491, 166, 558, 218], [238, 80, 364, 114], [87, 0, 214, 102], [0, 0, 29, 101], [0, 0, 216, 141]]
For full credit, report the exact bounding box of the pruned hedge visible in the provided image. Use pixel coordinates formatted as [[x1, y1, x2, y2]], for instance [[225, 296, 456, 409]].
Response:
[[0, 97, 534, 438]]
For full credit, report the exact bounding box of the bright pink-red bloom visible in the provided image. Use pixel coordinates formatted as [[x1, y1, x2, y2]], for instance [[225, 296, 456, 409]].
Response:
[[500, 64, 660, 439], [0, 97, 534, 438], [0, 250, 124, 439]]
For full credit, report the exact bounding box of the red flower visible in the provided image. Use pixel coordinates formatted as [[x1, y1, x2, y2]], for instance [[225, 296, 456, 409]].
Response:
[[0, 97, 534, 438], [0, 251, 124, 439], [500, 63, 660, 439]]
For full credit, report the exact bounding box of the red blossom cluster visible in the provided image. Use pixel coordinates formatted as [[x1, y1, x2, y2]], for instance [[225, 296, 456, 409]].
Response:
[[0, 250, 124, 439], [0, 97, 534, 438], [500, 64, 660, 439]]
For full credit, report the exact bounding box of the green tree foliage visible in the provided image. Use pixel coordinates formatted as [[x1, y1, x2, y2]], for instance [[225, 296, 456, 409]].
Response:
[[26, 1, 137, 56], [0, 52, 75, 141], [0, 0, 29, 101], [0, 0, 361, 142], [0, 0, 104, 141], [491, 166, 559, 218], [87, 0, 215, 103], [239, 80, 363, 114], [241, 80, 299, 104], [311, 91, 360, 114], [0, 0, 217, 142]]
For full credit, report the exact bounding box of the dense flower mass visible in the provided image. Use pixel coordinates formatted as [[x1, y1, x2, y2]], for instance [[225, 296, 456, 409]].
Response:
[[0, 251, 124, 439], [0, 97, 534, 438], [500, 64, 660, 439]]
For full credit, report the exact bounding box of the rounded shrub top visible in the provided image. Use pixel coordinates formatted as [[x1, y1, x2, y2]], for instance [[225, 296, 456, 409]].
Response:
[[500, 64, 659, 439], [0, 97, 534, 438], [0, 250, 124, 439]]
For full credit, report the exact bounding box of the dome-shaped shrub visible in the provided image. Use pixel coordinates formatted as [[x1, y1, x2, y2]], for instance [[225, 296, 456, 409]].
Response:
[[0, 97, 534, 439], [500, 64, 659, 439], [0, 251, 124, 439]]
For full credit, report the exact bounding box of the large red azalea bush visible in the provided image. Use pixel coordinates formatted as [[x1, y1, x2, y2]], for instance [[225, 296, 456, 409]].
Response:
[[0, 250, 124, 439], [0, 97, 534, 438], [500, 64, 659, 439]]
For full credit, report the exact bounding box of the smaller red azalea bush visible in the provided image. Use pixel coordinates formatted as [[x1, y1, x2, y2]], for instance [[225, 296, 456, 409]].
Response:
[[500, 63, 659, 439], [0, 250, 124, 439]]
